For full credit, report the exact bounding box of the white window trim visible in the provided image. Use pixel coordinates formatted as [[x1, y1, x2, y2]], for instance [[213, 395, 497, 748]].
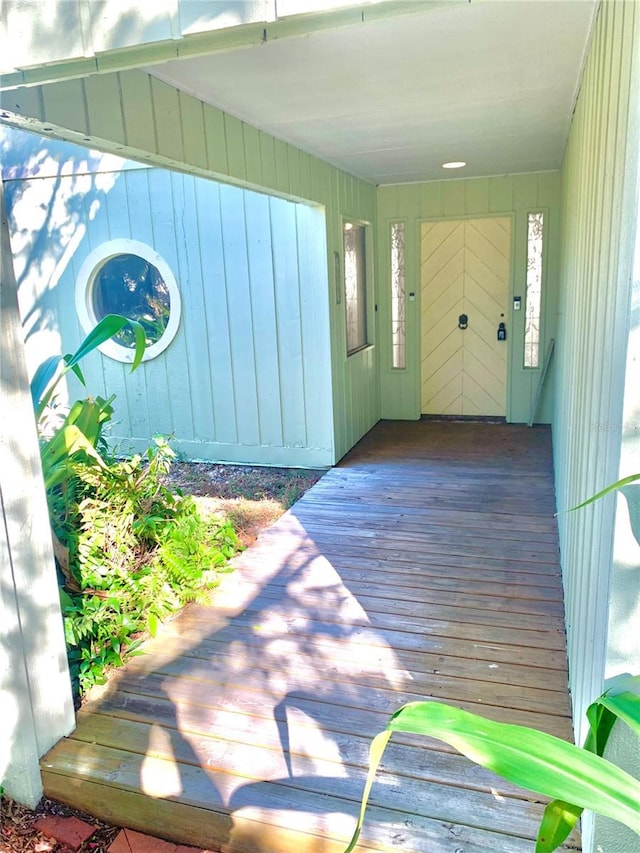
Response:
[[75, 238, 181, 363]]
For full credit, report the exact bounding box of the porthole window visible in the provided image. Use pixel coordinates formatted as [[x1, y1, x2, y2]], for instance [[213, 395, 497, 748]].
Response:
[[76, 239, 181, 362]]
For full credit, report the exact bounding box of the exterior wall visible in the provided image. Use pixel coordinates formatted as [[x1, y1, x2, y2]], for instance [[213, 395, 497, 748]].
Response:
[[553, 2, 640, 849], [0, 180, 75, 806], [4, 129, 336, 467], [0, 69, 379, 462], [610, 222, 640, 679], [594, 17, 640, 849], [376, 173, 561, 423]]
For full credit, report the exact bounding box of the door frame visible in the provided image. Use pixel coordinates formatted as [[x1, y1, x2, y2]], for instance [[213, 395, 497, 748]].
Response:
[[416, 212, 516, 420]]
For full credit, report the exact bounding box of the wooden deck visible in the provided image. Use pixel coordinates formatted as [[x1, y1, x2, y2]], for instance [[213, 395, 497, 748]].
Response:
[[41, 421, 578, 853]]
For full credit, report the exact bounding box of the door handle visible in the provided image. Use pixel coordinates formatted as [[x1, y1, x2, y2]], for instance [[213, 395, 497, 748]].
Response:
[[458, 313, 468, 330]]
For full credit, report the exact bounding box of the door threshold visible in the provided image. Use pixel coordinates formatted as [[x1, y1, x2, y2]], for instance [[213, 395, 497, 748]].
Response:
[[420, 414, 507, 424]]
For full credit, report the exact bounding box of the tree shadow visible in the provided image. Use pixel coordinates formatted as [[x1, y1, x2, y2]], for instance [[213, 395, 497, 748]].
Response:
[[70, 510, 412, 847], [1, 125, 134, 346]]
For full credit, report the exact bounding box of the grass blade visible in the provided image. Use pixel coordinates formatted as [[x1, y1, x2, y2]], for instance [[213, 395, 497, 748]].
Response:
[[343, 731, 391, 853], [570, 473, 640, 510]]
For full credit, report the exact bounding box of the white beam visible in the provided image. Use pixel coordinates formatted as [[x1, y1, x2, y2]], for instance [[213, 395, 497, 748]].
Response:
[[0, 179, 75, 806], [0, 0, 454, 90]]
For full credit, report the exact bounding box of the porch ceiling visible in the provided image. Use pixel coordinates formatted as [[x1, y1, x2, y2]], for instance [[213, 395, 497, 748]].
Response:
[[147, 0, 597, 185]]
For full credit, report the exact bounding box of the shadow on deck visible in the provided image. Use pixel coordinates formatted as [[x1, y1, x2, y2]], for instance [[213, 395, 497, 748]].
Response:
[[41, 420, 579, 853]]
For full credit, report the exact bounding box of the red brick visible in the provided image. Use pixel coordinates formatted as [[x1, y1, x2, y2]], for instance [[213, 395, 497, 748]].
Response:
[[108, 828, 177, 853], [34, 815, 96, 851]]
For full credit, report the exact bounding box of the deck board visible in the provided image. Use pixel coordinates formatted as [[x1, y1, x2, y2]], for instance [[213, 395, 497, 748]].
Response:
[[41, 421, 579, 852]]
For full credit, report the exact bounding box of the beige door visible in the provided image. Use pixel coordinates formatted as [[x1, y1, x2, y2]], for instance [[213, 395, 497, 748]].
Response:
[[420, 217, 510, 416]]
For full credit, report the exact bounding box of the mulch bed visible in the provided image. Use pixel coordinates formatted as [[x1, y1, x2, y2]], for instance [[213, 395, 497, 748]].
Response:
[[0, 795, 120, 853]]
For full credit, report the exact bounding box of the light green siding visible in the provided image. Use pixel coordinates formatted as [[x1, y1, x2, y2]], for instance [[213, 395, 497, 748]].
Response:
[[553, 2, 640, 848], [0, 70, 378, 462], [376, 173, 561, 423]]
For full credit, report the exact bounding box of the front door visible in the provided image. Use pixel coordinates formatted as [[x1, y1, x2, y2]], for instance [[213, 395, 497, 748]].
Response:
[[420, 217, 511, 417]]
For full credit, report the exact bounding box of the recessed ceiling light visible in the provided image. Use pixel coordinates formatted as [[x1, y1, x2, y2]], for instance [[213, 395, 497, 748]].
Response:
[[442, 161, 467, 169]]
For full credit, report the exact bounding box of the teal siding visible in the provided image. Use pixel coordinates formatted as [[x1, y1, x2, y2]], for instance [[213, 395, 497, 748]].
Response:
[[1, 70, 379, 462], [7, 154, 337, 467], [376, 173, 561, 423]]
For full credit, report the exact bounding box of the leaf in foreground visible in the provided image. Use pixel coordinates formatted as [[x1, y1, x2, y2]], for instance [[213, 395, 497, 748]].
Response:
[[344, 701, 640, 853]]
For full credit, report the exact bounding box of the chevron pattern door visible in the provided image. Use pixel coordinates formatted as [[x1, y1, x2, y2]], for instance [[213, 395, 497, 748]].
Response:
[[420, 217, 511, 416]]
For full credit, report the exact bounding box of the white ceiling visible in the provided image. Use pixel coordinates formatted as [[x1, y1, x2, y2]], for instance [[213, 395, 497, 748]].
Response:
[[148, 0, 597, 185]]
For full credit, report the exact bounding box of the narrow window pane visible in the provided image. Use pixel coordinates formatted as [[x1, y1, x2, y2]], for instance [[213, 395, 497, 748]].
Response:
[[391, 222, 406, 369], [524, 212, 544, 368], [344, 222, 367, 354]]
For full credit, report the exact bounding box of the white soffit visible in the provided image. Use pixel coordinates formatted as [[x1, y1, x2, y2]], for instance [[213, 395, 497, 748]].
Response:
[[147, 0, 598, 185]]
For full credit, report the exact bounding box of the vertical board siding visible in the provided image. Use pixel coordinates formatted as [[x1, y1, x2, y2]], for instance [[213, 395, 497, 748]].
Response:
[[7, 159, 338, 467], [127, 170, 167, 438], [553, 0, 638, 759], [244, 192, 284, 448], [179, 93, 207, 172], [120, 71, 156, 154], [218, 182, 261, 447], [195, 178, 237, 445], [270, 195, 307, 449], [1, 68, 379, 462], [147, 169, 193, 438], [173, 172, 216, 442], [376, 173, 561, 423], [297, 204, 332, 453], [151, 77, 184, 164]]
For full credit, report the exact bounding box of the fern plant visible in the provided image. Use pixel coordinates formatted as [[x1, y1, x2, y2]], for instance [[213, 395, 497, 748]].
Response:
[[58, 438, 239, 694], [32, 316, 239, 695]]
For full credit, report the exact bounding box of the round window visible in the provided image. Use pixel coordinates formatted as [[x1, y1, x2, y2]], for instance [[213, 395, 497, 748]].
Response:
[[76, 240, 181, 362]]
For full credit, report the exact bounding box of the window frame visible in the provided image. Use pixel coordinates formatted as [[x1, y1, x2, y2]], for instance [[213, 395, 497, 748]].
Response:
[[75, 239, 181, 363], [342, 218, 370, 357]]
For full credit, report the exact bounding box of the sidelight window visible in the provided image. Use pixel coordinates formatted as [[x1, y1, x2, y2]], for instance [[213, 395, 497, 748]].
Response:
[[390, 222, 406, 369], [344, 221, 368, 355], [524, 212, 544, 368]]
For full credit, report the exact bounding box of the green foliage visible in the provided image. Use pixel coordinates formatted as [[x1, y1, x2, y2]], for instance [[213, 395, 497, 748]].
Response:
[[55, 437, 238, 695], [33, 317, 238, 697], [40, 395, 114, 490], [31, 314, 146, 419], [345, 676, 640, 853]]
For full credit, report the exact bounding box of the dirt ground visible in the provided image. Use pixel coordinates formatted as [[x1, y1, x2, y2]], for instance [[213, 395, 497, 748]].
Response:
[[164, 461, 322, 547], [1, 462, 323, 853]]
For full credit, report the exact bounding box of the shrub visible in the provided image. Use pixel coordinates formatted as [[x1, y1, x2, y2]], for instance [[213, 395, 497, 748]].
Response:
[[32, 316, 238, 696], [56, 438, 238, 695]]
